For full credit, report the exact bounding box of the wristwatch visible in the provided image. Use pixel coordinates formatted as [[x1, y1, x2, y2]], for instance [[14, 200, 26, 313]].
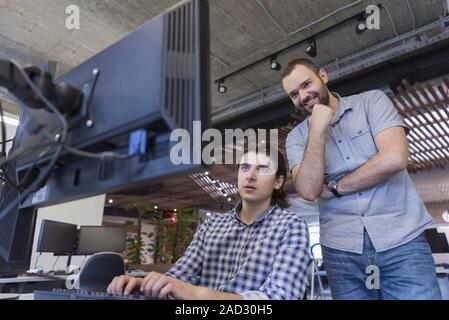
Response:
[[327, 180, 342, 198]]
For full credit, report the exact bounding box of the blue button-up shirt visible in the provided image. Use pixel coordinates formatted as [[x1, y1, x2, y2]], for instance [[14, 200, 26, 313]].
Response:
[[166, 205, 310, 300], [285, 90, 434, 254]]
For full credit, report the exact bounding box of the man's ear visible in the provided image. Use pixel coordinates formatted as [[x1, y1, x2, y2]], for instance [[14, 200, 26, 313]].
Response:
[[319, 68, 328, 84], [274, 175, 285, 190]]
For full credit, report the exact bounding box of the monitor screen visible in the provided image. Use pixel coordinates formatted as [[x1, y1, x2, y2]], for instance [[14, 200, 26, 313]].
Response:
[[76, 226, 127, 255], [36, 219, 77, 254], [425, 228, 449, 254]]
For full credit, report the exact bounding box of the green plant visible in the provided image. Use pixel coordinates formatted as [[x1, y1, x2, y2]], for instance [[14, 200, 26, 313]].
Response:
[[121, 197, 200, 265]]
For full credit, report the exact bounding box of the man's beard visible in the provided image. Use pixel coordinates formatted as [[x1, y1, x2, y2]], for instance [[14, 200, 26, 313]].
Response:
[[299, 79, 330, 112]]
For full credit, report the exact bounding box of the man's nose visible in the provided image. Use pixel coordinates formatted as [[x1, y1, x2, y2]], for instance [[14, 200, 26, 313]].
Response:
[[300, 91, 310, 105], [246, 168, 257, 180]]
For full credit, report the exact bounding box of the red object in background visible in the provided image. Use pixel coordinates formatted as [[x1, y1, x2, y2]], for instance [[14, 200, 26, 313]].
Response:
[[168, 212, 177, 225]]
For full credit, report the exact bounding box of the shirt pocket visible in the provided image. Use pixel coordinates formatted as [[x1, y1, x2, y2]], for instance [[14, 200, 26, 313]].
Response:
[[348, 125, 378, 160]]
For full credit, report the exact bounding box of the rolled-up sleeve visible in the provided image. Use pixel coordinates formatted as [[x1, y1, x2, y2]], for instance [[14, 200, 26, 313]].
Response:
[[165, 220, 208, 285], [238, 217, 310, 300]]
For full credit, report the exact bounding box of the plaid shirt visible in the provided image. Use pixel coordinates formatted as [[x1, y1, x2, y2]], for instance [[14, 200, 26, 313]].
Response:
[[166, 205, 310, 300]]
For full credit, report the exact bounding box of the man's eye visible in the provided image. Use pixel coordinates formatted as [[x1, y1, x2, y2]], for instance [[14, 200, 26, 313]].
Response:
[[240, 164, 250, 171], [291, 93, 298, 99], [304, 82, 310, 88], [258, 167, 272, 175]]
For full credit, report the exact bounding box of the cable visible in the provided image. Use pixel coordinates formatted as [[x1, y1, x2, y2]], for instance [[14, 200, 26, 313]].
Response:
[[52, 256, 61, 271], [0, 61, 133, 221], [0, 61, 67, 221], [0, 100, 22, 191], [405, 0, 416, 31], [287, 0, 363, 37], [383, 4, 400, 38], [63, 145, 132, 160], [442, 0, 448, 18], [80, 255, 88, 270], [34, 252, 42, 269], [256, 0, 287, 35], [0, 138, 13, 145]]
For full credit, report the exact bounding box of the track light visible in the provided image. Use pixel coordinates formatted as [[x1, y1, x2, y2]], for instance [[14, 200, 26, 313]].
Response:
[[270, 56, 281, 71], [355, 15, 367, 34], [305, 38, 317, 58], [217, 80, 227, 94]]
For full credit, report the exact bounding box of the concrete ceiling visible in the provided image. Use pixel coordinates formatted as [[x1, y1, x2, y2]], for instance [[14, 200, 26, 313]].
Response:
[[2, 0, 449, 213], [0, 0, 447, 117]]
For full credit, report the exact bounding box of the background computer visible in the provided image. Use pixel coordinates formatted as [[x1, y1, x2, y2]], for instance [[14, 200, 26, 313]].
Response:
[[36, 220, 78, 255], [75, 226, 127, 256]]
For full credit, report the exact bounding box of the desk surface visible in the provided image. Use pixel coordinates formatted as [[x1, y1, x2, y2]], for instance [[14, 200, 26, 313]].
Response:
[[0, 275, 67, 284]]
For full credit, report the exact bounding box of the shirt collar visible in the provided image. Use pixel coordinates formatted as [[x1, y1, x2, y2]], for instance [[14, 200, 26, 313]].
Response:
[[232, 203, 276, 226], [331, 92, 352, 125]]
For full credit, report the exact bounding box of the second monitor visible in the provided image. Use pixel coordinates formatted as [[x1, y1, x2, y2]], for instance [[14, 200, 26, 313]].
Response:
[[76, 226, 127, 256]]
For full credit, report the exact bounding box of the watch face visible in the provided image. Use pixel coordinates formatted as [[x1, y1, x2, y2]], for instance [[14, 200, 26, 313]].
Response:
[[328, 180, 337, 189]]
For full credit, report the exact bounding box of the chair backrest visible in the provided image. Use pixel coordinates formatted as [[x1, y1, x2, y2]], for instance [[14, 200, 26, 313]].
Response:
[[305, 258, 315, 300], [79, 252, 125, 291]]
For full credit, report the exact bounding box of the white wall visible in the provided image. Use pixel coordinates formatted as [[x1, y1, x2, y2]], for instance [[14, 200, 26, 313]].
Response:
[[30, 194, 106, 272]]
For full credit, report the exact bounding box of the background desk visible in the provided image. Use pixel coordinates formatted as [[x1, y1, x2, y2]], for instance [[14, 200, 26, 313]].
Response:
[[0, 275, 67, 294]]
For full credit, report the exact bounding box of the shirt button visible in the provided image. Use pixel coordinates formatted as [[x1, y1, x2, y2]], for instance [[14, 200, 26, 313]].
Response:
[[361, 213, 366, 217], [358, 193, 363, 196], [346, 156, 350, 160], [338, 140, 342, 143], [358, 130, 362, 134]]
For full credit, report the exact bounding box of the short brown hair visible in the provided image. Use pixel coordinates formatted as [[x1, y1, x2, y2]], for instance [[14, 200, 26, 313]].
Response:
[[281, 58, 320, 80], [239, 141, 290, 208]]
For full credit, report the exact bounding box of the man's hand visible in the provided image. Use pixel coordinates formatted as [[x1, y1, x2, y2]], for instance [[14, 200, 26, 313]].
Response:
[[309, 104, 335, 132], [139, 271, 205, 300], [320, 184, 334, 199], [107, 275, 143, 295]]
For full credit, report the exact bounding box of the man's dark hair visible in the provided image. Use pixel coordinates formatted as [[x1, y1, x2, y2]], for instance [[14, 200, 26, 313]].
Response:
[[281, 58, 320, 80], [240, 140, 290, 208]]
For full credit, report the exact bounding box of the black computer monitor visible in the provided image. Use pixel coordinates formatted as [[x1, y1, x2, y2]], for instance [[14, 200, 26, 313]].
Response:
[[36, 219, 77, 254], [12, 0, 210, 209], [0, 134, 37, 264], [75, 226, 127, 256]]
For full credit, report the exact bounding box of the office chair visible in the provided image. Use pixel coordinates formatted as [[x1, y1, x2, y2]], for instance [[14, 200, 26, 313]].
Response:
[[78, 252, 125, 292], [309, 243, 332, 300]]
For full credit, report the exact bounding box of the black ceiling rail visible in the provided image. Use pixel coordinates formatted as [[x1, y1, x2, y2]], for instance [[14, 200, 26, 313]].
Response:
[[214, 4, 382, 84]]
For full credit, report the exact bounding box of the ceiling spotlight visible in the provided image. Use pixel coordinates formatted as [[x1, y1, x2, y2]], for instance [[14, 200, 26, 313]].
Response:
[[227, 197, 232, 202], [205, 171, 209, 175], [154, 205, 158, 210], [270, 56, 281, 71], [355, 16, 367, 34], [217, 80, 227, 94], [305, 38, 317, 58], [206, 212, 212, 217], [108, 199, 114, 204], [174, 209, 178, 212]]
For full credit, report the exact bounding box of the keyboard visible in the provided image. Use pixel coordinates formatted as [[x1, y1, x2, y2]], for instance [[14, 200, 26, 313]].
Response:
[[34, 288, 160, 300]]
